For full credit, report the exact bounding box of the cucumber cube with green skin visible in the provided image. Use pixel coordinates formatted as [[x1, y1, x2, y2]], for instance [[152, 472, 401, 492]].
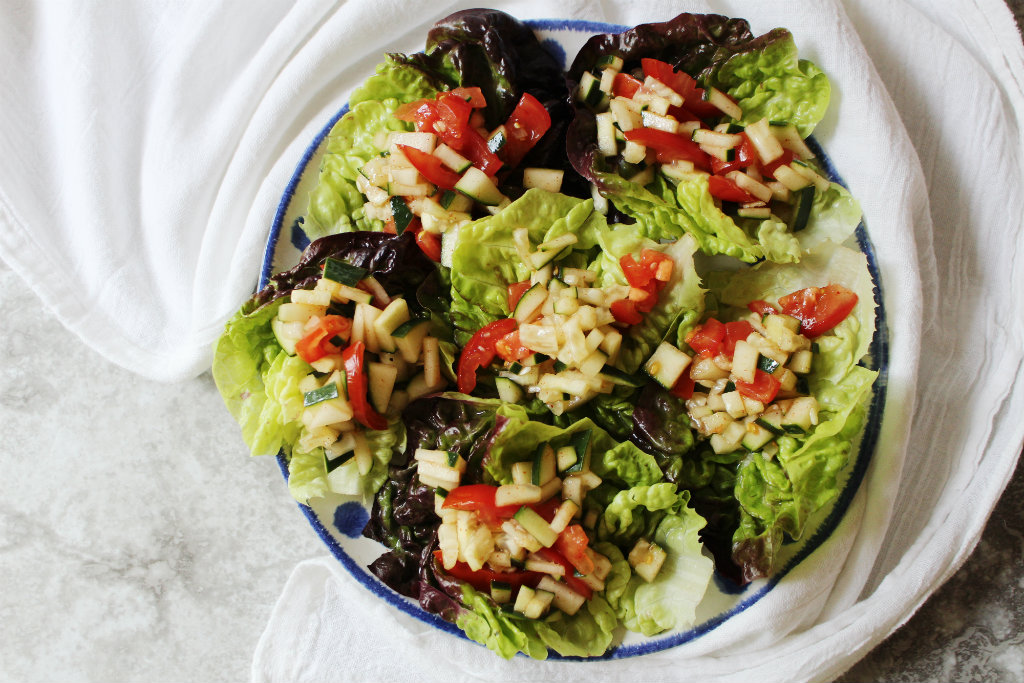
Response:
[[531, 444, 556, 486], [490, 581, 513, 604], [494, 376, 523, 403], [271, 317, 302, 355], [455, 167, 505, 206], [742, 421, 776, 451], [391, 319, 431, 363], [390, 196, 415, 234], [564, 429, 592, 473], [513, 506, 558, 547], [322, 258, 367, 286], [371, 298, 410, 354], [644, 341, 693, 389]]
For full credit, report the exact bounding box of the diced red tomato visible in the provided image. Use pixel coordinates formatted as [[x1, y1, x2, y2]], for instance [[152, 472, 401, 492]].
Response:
[[432, 550, 535, 592], [611, 72, 643, 98], [533, 548, 593, 599], [747, 299, 779, 316], [507, 280, 532, 311], [448, 86, 487, 108], [436, 92, 474, 143], [553, 524, 595, 576], [735, 369, 782, 404], [722, 320, 754, 356], [494, 330, 532, 363], [453, 126, 503, 176], [640, 58, 720, 119], [620, 253, 654, 289], [527, 497, 562, 523], [342, 341, 389, 430], [622, 127, 710, 170], [414, 228, 442, 262], [685, 318, 725, 357], [667, 104, 703, 123], [670, 371, 695, 399], [394, 98, 440, 132], [778, 284, 859, 338], [759, 149, 795, 179], [610, 298, 643, 326], [294, 315, 352, 363], [441, 484, 521, 525], [501, 93, 552, 168], [397, 144, 462, 190], [707, 174, 757, 204], [628, 283, 659, 313], [710, 134, 758, 175], [456, 318, 519, 393]]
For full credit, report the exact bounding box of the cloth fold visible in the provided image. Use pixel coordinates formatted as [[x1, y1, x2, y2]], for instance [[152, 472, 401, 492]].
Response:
[[2, 0, 1022, 681]]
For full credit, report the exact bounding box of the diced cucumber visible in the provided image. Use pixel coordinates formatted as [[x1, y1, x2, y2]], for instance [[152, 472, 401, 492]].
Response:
[[598, 364, 644, 388], [495, 483, 543, 507], [367, 362, 398, 414], [565, 429, 592, 474], [303, 382, 339, 407], [595, 54, 624, 71], [513, 283, 547, 322], [757, 354, 781, 374], [391, 319, 431, 363], [486, 126, 507, 154], [513, 506, 558, 547], [742, 421, 775, 451], [371, 298, 410, 353], [390, 196, 415, 234], [781, 396, 818, 433], [644, 342, 693, 389], [490, 581, 513, 604], [271, 317, 302, 355], [755, 412, 786, 435], [577, 71, 604, 108], [455, 167, 506, 206], [432, 144, 472, 173], [791, 185, 815, 233], [513, 585, 535, 613], [531, 444, 556, 486], [322, 258, 367, 286]]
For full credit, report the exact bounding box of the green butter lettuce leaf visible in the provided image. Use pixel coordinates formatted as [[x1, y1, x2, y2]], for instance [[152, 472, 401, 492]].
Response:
[[212, 299, 307, 457], [303, 59, 438, 240], [484, 403, 663, 489], [286, 421, 402, 504], [447, 189, 607, 343], [456, 584, 617, 659], [595, 484, 714, 635], [593, 171, 764, 263], [706, 31, 830, 137], [590, 230, 705, 373], [701, 242, 878, 581]]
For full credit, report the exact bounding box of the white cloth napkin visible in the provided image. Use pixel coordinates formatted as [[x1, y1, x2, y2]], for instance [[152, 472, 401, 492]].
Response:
[[1, 0, 1022, 681]]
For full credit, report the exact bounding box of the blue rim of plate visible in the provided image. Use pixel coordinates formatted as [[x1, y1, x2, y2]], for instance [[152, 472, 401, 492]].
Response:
[[258, 18, 889, 660]]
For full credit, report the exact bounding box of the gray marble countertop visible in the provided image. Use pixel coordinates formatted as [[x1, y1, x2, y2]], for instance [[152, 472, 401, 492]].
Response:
[[3, 9, 1024, 683]]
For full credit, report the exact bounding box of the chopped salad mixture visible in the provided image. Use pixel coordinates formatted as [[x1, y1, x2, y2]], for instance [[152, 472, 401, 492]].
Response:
[[213, 9, 879, 659]]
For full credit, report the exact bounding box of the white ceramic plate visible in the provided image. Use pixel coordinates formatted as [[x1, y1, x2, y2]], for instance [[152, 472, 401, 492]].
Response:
[[257, 19, 889, 659]]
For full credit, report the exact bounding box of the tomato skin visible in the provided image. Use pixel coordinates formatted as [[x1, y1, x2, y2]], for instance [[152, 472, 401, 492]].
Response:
[[620, 253, 654, 289], [294, 315, 352, 363], [710, 135, 757, 175], [640, 58, 720, 119], [735, 369, 782, 404], [707, 175, 757, 204], [501, 93, 552, 168], [436, 92, 473, 142], [686, 318, 725, 357], [611, 72, 642, 98], [433, 550, 536, 592], [553, 524, 595, 575], [441, 484, 521, 524], [759, 149, 795, 179], [670, 371, 695, 399], [448, 86, 487, 108], [454, 126, 504, 176], [494, 330, 532, 363], [414, 228, 442, 262], [507, 280, 532, 311], [610, 298, 643, 326], [622, 127, 710, 170], [398, 144, 462, 190], [778, 284, 858, 337], [457, 319, 519, 393], [722, 320, 754, 356], [747, 299, 779, 316], [533, 548, 593, 599], [342, 341, 389, 430]]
